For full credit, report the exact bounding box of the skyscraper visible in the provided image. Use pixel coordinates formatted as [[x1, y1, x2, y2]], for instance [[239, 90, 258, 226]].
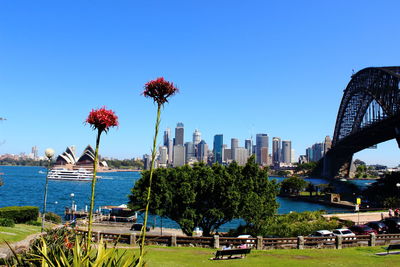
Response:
[[324, 136, 332, 155], [272, 137, 281, 165], [175, 122, 184, 146], [231, 138, 239, 160], [167, 138, 173, 164], [193, 129, 201, 145], [185, 142, 196, 162], [245, 139, 252, 156], [213, 134, 223, 163], [197, 140, 208, 163], [282, 140, 292, 164], [173, 145, 185, 167], [159, 146, 168, 165], [256, 134, 269, 165], [163, 128, 171, 146], [234, 147, 250, 166]]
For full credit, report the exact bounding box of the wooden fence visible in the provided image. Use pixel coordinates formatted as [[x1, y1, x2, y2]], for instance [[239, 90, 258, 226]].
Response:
[[76, 229, 400, 250]]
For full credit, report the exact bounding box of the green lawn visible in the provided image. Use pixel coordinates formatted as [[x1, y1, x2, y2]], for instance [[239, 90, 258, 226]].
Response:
[[125, 246, 400, 267], [0, 224, 41, 244]]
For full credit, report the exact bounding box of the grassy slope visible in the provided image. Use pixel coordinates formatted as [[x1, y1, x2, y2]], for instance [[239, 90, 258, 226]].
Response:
[[0, 224, 41, 244], [128, 246, 400, 267]]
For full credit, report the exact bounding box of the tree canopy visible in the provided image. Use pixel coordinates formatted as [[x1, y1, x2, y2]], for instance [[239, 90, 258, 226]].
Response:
[[279, 176, 308, 196], [129, 156, 279, 236]]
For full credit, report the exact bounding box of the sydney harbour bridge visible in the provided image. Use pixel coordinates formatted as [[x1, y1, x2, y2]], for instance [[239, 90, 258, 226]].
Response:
[[319, 66, 400, 178]]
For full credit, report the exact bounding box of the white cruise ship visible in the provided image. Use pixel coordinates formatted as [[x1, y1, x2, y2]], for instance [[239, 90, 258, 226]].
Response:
[[47, 168, 99, 181]]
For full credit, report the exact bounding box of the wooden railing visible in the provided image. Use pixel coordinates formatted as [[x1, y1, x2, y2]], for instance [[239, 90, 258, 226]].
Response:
[[75, 229, 400, 250]]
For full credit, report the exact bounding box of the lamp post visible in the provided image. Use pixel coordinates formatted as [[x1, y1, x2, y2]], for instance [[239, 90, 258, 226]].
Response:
[[42, 148, 54, 232], [70, 193, 75, 221]]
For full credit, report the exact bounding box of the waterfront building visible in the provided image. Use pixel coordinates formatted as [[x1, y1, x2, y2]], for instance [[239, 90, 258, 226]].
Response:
[[299, 155, 308, 164], [256, 134, 269, 165], [234, 147, 250, 166], [245, 139, 252, 156], [213, 134, 223, 163], [324, 135, 332, 154], [272, 137, 281, 165], [231, 138, 239, 160], [159, 146, 168, 166], [175, 122, 184, 146], [55, 146, 77, 166], [281, 140, 292, 164], [173, 145, 185, 167], [197, 140, 208, 163], [185, 142, 196, 163]]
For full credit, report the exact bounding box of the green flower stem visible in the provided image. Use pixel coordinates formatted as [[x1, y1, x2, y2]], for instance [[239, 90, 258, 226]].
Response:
[[87, 129, 101, 251], [138, 103, 162, 266], [41, 158, 51, 232]]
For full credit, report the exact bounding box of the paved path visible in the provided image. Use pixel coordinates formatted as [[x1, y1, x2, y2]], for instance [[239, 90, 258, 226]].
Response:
[[0, 232, 43, 259], [323, 212, 389, 224]]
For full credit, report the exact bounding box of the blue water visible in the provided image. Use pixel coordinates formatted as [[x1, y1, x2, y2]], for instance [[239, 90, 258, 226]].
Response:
[[0, 166, 374, 232]]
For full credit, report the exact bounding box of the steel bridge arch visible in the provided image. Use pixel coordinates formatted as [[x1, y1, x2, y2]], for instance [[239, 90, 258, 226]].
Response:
[[321, 66, 400, 178]]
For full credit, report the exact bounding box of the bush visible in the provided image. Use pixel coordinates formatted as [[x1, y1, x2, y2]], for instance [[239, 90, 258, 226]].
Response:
[[0, 218, 15, 227], [45, 212, 62, 224], [0, 206, 39, 223]]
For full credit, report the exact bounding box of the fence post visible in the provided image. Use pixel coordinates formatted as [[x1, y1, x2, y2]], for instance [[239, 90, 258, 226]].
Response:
[[170, 234, 177, 247], [336, 235, 342, 249], [213, 235, 220, 249], [369, 233, 376, 247], [130, 233, 137, 246], [96, 231, 101, 242], [256, 236, 263, 250], [297, 236, 304, 249]]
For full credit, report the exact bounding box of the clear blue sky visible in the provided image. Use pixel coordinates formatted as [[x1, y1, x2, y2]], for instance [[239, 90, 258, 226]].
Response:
[[1, 0, 400, 166]]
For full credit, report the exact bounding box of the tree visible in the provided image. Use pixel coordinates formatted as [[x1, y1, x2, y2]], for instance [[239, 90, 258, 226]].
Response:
[[306, 183, 315, 197], [129, 156, 279, 236], [279, 176, 308, 196], [363, 172, 400, 207]]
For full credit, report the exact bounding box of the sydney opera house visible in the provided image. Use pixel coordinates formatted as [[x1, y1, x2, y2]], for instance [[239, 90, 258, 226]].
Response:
[[55, 145, 108, 171]]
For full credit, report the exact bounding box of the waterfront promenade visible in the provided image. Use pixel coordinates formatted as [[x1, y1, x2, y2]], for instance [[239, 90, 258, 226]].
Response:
[[323, 211, 389, 224]]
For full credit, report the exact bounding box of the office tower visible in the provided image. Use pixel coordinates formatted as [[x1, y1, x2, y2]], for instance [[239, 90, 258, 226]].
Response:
[[168, 138, 173, 164], [245, 139, 252, 156], [324, 136, 332, 155], [197, 140, 208, 163], [163, 128, 171, 146], [272, 137, 281, 164], [291, 149, 296, 163], [234, 147, 250, 166], [222, 144, 227, 162], [173, 145, 185, 167], [261, 147, 269, 165], [306, 147, 313, 162], [185, 142, 196, 162], [312, 143, 324, 161], [175, 122, 184, 146], [256, 134, 269, 165], [159, 146, 168, 165], [231, 138, 239, 160], [213, 134, 223, 163], [31, 146, 38, 160], [143, 154, 151, 170], [193, 129, 201, 145], [282, 140, 292, 164], [223, 148, 232, 162]]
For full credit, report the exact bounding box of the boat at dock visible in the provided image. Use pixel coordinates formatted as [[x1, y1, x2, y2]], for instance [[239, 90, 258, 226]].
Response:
[[48, 168, 99, 181]]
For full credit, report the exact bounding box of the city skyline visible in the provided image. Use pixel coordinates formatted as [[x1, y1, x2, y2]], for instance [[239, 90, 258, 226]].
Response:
[[1, 1, 400, 166]]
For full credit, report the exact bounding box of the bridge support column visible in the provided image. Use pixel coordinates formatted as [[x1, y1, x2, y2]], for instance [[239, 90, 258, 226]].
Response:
[[395, 127, 400, 148]]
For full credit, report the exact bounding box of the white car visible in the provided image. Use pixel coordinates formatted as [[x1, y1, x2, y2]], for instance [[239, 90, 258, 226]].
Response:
[[309, 230, 334, 238], [332, 229, 356, 239], [237, 235, 255, 248]]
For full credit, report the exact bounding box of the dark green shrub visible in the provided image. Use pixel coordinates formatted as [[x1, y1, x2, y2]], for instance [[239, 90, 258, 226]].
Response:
[[0, 218, 15, 227], [0, 206, 39, 223], [26, 220, 41, 226], [45, 212, 62, 224]]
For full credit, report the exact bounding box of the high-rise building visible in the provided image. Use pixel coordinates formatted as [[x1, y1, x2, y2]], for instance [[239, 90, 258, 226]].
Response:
[[163, 128, 171, 146], [185, 142, 196, 162], [256, 134, 269, 165], [197, 140, 208, 163], [175, 122, 184, 146], [281, 140, 292, 164], [261, 147, 269, 165], [193, 129, 201, 145], [167, 138, 173, 164], [231, 138, 239, 160], [159, 146, 168, 165], [213, 134, 223, 163], [31, 146, 38, 160], [291, 149, 296, 163], [234, 147, 250, 166], [173, 145, 185, 167], [324, 136, 332, 155], [245, 139, 252, 156], [223, 148, 232, 162], [143, 154, 151, 170], [312, 143, 324, 161], [272, 137, 281, 165]]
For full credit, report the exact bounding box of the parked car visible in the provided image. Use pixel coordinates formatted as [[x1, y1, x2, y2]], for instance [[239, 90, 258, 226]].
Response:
[[349, 225, 377, 235], [366, 221, 388, 234], [309, 230, 335, 238], [332, 228, 356, 239], [381, 217, 400, 233], [237, 235, 255, 248], [130, 223, 150, 232]]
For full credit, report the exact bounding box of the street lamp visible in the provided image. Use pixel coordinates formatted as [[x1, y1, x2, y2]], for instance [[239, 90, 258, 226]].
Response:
[[70, 193, 75, 221], [42, 148, 54, 232]]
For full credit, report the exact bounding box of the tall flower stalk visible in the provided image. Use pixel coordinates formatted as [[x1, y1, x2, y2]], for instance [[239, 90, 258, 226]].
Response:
[[85, 107, 118, 250], [138, 77, 178, 266]]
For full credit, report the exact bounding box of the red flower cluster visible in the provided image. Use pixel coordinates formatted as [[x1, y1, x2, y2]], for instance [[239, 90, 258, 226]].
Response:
[[86, 107, 119, 132], [143, 77, 178, 105]]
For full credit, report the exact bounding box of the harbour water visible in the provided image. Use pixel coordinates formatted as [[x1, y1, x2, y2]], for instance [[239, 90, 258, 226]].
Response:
[[0, 166, 374, 232]]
